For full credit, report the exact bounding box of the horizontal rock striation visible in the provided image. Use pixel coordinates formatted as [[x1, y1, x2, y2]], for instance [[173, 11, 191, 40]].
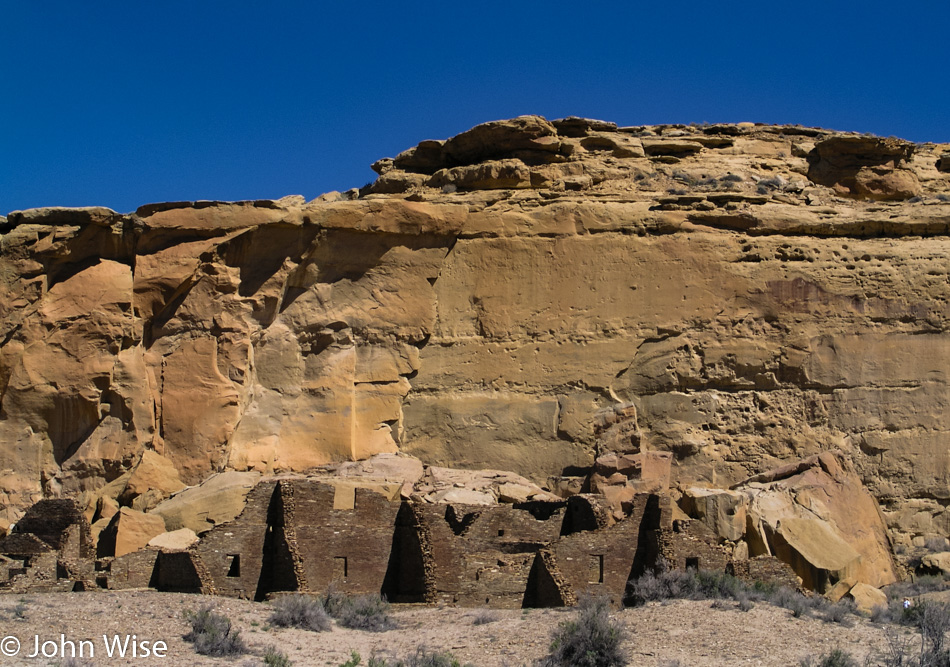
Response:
[[1, 116, 949, 548]]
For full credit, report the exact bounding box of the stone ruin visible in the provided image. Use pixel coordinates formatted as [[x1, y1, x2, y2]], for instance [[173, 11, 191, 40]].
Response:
[[0, 446, 896, 610], [2, 115, 944, 610]]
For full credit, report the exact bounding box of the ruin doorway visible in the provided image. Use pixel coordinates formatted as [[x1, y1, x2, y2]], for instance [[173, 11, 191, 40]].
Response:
[[152, 552, 204, 593], [255, 484, 301, 601], [624, 494, 663, 604], [381, 503, 429, 603], [523, 552, 567, 608]]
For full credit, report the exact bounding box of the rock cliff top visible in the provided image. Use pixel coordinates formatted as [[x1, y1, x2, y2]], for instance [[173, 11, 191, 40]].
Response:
[[1, 116, 949, 549]]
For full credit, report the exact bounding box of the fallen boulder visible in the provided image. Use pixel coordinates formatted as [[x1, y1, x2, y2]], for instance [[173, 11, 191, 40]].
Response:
[[147, 528, 199, 551], [98, 507, 166, 558], [735, 451, 898, 591], [150, 471, 261, 534], [847, 582, 888, 614]]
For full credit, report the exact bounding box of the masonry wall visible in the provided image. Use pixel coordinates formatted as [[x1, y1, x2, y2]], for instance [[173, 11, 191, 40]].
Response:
[[546, 493, 669, 606], [196, 481, 278, 599], [416, 502, 567, 607], [659, 519, 731, 573], [381, 502, 433, 603], [0, 479, 815, 604], [106, 550, 158, 590], [291, 481, 401, 595], [151, 551, 213, 594], [13, 499, 93, 560], [729, 555, 800, 590]]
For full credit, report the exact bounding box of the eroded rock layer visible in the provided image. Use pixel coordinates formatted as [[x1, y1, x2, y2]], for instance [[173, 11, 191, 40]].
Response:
[[2, 116, 949, 547]]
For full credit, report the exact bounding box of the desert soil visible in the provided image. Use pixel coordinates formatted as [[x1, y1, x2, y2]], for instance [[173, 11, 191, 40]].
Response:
[[0, 591, 911, 666]]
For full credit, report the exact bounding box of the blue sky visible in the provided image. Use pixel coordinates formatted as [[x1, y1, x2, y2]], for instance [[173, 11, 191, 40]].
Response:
[[2, 1, 948, 214]]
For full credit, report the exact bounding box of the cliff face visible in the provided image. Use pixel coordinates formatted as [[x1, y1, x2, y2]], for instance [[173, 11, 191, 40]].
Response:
[[2, 116, 949, 545]]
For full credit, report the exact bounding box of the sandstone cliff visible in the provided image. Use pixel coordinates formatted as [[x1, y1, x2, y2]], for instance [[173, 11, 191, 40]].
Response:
[[2, 116, 948, 547]]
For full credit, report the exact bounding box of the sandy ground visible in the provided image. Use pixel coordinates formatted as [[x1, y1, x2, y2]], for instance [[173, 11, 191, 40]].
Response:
[[0, 591, 915, 666]]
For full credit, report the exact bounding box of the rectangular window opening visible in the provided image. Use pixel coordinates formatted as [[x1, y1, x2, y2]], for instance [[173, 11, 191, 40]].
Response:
[[226, 554, 241, 577], [333, 556, 348, 581], [685, 557, 700, 571], [588, 554, 604, 584]]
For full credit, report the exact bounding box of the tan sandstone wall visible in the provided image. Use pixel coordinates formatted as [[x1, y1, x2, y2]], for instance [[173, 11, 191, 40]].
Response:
[[1, 116, 948, 546]]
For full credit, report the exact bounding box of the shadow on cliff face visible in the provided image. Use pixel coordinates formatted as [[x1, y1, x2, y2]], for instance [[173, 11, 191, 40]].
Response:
[[806, 135, 920, 201], [277, 230, 453, 315]]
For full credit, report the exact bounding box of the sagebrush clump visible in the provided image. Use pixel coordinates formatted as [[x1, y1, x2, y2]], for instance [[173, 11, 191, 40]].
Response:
[[799, 648, 859, 667], [183, 606, 247, 657], [626, 566, 856, 624], [538, 595, 627, 667], [269, 594, 332, 632], [470, 609, 501, 625], [263, 646, 294, 667], [338, 649, 471, 667], [322, 590, 396, 632], [627, 566, 770, 607]]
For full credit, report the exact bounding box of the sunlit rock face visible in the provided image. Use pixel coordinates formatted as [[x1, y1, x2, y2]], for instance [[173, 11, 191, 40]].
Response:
[[1, 116, 949, 546]]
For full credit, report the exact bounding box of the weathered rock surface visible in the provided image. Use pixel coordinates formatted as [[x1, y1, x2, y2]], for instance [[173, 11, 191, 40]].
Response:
[[1, 116, 949, 553], [98, 506, 166, 558], [735, 452, 898, 590], [147, 527, 199, 551], [150, 471, 260, 534], [847, 582, 888, 613], [920, 552, 950, 576]]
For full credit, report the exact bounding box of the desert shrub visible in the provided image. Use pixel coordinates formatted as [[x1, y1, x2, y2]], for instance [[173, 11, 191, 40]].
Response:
[[924, 537, 950, 553], [887, 575, 950, 601], [626, 567, 863, 624], [917, 601, 950, 659], [317, 585, 396, 632], [263, 647, 293, 667], [806, 594, 854, 625], [270, 594, 331, 632], [769, 587, 809, 618], [822, 599, 855, 626], [694, 570, 745, 599], [337, 650, 471, 667], [401, 648, 471, 667], [322, 583, 351, 617], [538, 595, 627, 667], [877, 626, 915, 667], [870, 600, 950, 667], [59, 658, 95, 667], [870, 603, 893, 624], [183, 606, 247, 657], [756, 176, 787, 194], [339, 652, 363, 667], [330, 593, 397, 632], [627, 567, 767, 607], [626, 567, 699, 605], [871, 599, 920, 626], [748, 579, 778, 598], [471, 609, 501, 625], [799, 648, 859, 667]]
